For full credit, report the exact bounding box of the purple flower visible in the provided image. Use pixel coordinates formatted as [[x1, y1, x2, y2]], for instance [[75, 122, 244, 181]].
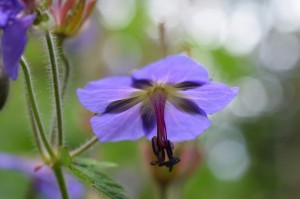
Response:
[[0, 153, 85, 199], [0, 0, 36, 80], [77, 55, 238, 170]]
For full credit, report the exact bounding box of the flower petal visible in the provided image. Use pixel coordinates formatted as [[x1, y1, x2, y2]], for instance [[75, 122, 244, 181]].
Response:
[[182, 82, 239, 114], [0, 0, 23, 27], [140, 102, 156, 133], [2, 14, 35, 80], [91, 103, 148, 142], [36, 169, 85, 199], [133, 54, 210, 84], [158, 102, 211, 141], [77, 76, 139, 113], [0, 152, 33, 172], [0, 153, 85, 199]]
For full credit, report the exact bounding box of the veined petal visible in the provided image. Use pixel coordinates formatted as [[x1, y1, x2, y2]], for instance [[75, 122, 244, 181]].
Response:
[[80, 75, 132, 90], [168, 96, 203, 115], [91, 103, 146, 142], [77, 76, 139, 113], [182, 82, 239, 114], [140, 102, 156, 135], [133, 54, 210, 84], [104, 96, 140, 114], [160, 102, 210, 142], [2, 14, 35, 80]]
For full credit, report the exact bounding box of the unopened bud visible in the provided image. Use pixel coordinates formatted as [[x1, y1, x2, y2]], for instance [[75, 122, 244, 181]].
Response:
[[140, 141, 203, 188], [52, 0, 96, 37]]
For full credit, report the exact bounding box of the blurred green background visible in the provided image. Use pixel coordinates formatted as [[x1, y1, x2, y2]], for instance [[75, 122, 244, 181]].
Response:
[[1, 0, 300, 198]]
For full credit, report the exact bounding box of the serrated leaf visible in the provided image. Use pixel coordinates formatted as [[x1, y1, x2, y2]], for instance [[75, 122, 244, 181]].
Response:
[[68, 164, 129, 199], [73, 158, 118, 170], [68, 164, 93, 185]]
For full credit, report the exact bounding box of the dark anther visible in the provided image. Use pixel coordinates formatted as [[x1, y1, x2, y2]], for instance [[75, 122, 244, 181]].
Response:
[[151, 136, 160, 156], [150, 136, 180, 172]]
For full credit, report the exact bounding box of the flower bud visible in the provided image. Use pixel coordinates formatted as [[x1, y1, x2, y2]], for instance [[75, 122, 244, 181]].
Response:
[[140, 141, 203, 188], [51, 0, 96, 37], [141, 141, 179, 188]]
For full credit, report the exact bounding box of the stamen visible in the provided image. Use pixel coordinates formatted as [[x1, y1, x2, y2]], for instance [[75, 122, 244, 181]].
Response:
[[149, 88, 180, 171], [151, 137, 180, 172]]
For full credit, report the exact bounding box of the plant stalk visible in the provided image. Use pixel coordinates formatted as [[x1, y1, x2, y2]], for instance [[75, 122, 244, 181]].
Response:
[[53, 165, 69, 199], [70, 136, 98, 158], [45, 31, 64, 147], [50, 35, 71, 145], [20, 57, 56, 160], [27, 103, 47, 160]]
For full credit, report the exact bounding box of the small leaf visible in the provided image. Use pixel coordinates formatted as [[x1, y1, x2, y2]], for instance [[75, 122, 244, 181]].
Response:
[[73, 158, 118, 170], [68, 164, 129, 199], [59, 147, 72, 166]]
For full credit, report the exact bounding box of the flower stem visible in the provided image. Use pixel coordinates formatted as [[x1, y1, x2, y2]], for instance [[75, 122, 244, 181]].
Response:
[[45, 31, 64, 147], [52, 165, 69, 199], [159, 22, 168, 57], [158, 185, 168, 199], [20, 57, 56, 160], [70, 136, 98, 158], [50, 36, 71, 145], [27, 103, 47, 160], [57, 36, 70, 98]]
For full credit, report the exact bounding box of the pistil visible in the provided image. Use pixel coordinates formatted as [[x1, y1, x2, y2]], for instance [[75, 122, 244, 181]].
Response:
[[149, 88, 180, 171]]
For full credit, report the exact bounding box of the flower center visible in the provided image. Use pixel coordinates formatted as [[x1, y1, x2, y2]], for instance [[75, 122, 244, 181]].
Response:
[[149, 87, 180, 172]]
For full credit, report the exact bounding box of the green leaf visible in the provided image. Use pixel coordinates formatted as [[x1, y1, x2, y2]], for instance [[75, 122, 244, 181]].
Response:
[[72, 158, 118, 170], [68, 164, 129, 199], [68, 165, 93, 185], [59, 147, 72, 166]]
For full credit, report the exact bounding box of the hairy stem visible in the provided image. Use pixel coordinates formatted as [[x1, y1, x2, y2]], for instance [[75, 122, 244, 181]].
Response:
[[27, 103, 47, 160], [57, 36, 70, 98], [52, 165, 69, 199], [20, 57, 56, 160], [46, 31, 64, 147], [50, 36, 71, 145], [70, 136, 98, 158]]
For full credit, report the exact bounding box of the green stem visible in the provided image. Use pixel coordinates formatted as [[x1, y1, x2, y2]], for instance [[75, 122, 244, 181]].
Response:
[[27, 103, 47, 160], [20, 57, 56, 160], [159, 23, 168, 57], [169, 182, 183, 199], [45, 31, 64, 147], [158, 185, 168, 199], [50, 36, 70, 145], [70, 136, 98, 158], [52, 165, 69, 199], [57, 36, 70, 98]]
